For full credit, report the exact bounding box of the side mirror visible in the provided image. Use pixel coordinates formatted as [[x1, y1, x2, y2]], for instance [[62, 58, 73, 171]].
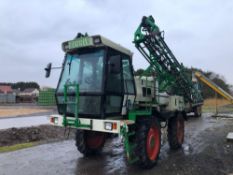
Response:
[[45, 63, 52, 78], [108, 55, 121, 74]]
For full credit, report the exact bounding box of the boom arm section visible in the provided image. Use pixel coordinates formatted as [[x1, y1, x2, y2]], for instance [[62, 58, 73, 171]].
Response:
[[133, 15, 203, 104]]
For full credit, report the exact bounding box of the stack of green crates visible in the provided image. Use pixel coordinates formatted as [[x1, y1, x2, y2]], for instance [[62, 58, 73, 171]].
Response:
[[38, 89, 56, 106]]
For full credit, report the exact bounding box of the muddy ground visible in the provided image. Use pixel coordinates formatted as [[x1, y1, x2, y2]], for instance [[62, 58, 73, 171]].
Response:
[[0, 113, 233, 175]]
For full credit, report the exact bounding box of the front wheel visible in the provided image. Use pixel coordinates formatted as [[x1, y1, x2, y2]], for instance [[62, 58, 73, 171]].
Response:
[[75, 130, 106, 156], [135, 117, 161, 169], [167, 113, 185, 150]]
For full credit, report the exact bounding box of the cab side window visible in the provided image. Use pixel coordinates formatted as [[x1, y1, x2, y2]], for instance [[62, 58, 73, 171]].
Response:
[[122, 59, 135, 94], [106, 55, 122, 93]]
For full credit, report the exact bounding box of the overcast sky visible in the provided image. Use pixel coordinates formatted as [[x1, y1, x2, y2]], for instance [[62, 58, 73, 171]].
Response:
[[0, 0, 233, 88]]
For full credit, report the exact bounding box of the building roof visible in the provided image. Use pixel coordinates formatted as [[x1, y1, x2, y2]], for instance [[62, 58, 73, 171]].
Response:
[[0, 85, 13, 94]]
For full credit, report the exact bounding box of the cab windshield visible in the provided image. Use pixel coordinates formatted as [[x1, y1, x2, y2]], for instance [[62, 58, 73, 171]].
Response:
[[58, 49, 104, 93]]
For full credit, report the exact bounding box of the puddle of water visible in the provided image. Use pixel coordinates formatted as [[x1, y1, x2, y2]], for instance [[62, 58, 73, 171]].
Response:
[[182, 144, 194, 155], [0, 116, 49, 129]]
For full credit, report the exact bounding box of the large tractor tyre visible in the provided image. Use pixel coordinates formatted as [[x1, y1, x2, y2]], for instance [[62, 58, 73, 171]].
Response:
[[75, 130, 106, 156], [167, 113, 185, 150], [135, 117, 161, 169], [194, 106, 202, 117]]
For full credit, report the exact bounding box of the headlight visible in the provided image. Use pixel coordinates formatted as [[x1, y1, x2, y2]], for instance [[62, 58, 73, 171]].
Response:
[[104, 122, 112, 130], [104, 122, 117, 131], [54, 117, 58, 124], [50, 117, 58, 124]]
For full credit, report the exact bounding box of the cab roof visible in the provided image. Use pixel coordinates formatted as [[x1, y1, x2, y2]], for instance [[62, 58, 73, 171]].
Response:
[[62, 35, 133, 57]]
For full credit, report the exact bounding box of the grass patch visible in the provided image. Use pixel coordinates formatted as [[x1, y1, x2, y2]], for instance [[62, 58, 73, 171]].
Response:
[[202, 106, 233, 113], [0, 142, 38, 153], [203, 98, 233, 113], [204, 98, 231, 107]]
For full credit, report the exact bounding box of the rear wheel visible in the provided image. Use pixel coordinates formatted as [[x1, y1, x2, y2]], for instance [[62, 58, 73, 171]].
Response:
[[135, 117, 161, 169], [168, 113, 184, 150], [75, 130, 106, 156], [194, 106, 202, 117]]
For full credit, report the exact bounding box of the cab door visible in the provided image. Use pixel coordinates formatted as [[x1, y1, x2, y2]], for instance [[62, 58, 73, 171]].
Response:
[[105, 53, 123, 116], [121, 58, 136, 115]]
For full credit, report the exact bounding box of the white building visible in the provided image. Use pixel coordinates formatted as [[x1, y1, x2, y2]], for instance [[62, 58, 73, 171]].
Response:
[[19, 88, 39, 97]]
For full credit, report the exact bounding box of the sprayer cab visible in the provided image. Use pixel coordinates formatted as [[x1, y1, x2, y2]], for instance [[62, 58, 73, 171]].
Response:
[[55, 34, 136, 119]]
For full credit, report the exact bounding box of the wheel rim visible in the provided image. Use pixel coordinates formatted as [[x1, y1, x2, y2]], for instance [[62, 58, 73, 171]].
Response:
[[146, 126, 160, 160], [176, 117, 184, 144], [86, 132, 105, 149]]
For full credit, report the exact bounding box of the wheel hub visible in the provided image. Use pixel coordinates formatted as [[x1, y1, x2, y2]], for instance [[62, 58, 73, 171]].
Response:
[[146, 127, 160, 160]]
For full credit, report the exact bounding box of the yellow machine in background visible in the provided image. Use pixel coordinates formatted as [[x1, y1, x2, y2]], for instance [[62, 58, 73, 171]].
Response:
[[195, 71, 233, 104]]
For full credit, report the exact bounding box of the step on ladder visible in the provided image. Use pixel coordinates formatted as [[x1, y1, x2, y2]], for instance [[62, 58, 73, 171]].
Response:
[[62, 83, 92, 129], [121, 123, 139, 163]]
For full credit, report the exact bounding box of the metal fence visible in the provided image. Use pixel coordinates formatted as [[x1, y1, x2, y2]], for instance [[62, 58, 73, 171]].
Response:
[[38, 89, 56, 106], [0, 94, 16, 103]]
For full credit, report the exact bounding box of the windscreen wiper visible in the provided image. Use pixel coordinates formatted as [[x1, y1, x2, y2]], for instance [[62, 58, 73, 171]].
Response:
[[68, 57, 73, 75]]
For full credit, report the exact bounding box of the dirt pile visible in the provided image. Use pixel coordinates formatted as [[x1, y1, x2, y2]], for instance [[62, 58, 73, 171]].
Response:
[[0, 125, 76, 146]]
